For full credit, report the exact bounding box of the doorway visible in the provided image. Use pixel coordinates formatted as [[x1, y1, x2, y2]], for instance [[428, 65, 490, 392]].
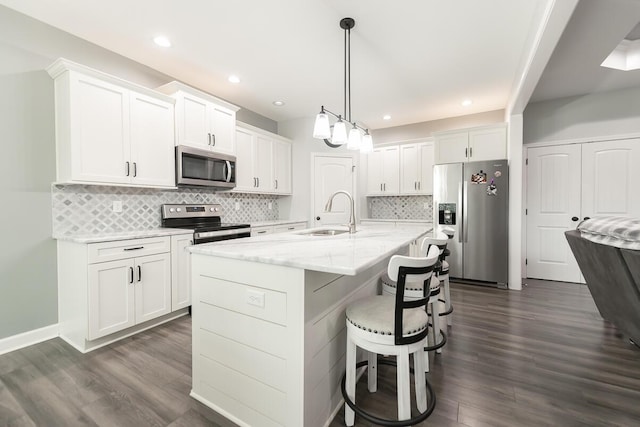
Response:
[[311, 154, 355, 228]]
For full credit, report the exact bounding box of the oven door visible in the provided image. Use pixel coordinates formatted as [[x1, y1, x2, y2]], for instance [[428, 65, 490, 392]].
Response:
[[194, 228, 250, 244], [176, 146, 236, 188]]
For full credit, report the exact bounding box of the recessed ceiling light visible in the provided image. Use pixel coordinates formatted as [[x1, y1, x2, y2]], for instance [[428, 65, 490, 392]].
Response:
[[228, 75, 241, 84], [272, 101, 285, 106], [383, 115, 391, 120], [461, 99, 473, 107], [153, 36, 171, 48]]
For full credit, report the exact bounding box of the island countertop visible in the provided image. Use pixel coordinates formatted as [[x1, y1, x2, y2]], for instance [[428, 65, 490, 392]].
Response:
[[188, 224, 432, 275]]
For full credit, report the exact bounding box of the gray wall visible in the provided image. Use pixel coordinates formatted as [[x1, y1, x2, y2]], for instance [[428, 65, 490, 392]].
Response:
[[372, 110, 505, 144], [523, 86, 640, 143], [0, 5, 276, 340]]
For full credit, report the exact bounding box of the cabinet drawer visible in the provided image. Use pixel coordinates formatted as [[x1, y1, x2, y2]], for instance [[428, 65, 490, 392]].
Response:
[[88, 236, 170, 264], [251, 226, 274, 237]]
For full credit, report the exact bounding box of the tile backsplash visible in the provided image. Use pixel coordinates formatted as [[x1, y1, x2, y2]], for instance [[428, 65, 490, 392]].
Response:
[[368, 195, 433, 221], [52, 184, 279, 236]]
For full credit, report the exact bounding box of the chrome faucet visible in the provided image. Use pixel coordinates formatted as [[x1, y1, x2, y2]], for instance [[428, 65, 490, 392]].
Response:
[[324, 190, 356, 234]]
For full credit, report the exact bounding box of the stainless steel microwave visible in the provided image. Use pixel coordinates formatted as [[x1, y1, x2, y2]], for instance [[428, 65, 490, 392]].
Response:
[[176, 146, 236, 189]]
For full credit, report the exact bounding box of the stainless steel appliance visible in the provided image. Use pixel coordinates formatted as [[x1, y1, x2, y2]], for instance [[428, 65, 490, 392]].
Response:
[[176, 146, 236, 189], [161, 203, 250, 244], [433, 160, 508, 287]]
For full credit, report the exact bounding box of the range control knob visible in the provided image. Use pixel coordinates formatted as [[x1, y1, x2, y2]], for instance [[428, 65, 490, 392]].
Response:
[[215, 207, 220, 212], [210, 207, 215, 212], [169, 208, 175, 213], [176, 208, 182, 212]]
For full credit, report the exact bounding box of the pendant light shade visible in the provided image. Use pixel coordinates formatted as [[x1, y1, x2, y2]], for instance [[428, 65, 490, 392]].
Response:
[[361, 132, 373, 153], [332, 120, 348, 144], [313, 112, 331, 139], [347, 127, 362, 150], [312, 17, 373, 152]]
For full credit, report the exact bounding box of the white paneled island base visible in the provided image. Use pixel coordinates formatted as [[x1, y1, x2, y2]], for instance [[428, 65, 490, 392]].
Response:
[[188, 225, 431, 427]]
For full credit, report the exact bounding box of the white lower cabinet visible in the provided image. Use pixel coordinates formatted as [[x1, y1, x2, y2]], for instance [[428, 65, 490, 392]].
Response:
[[58, 235, 182, 352], [171, 234, 193, 311]]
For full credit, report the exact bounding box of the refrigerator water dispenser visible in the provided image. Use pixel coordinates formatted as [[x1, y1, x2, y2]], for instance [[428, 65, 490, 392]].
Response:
[[438, 203, 456, 225]]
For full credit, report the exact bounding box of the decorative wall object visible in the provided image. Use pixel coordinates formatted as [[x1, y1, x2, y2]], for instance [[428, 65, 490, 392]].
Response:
[[368, 195, 433, 221], [52, 184, 279, 236]]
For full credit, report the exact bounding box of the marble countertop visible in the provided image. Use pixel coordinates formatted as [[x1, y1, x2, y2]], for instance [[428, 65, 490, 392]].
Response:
[[189, 224, 432, 276], [251, 219, 308, 227], [53, 228, 193, 243], [361, 218, 432, 223]]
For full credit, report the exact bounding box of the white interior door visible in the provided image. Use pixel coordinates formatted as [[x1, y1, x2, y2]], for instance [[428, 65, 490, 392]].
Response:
[[313, 155, 354, 227], [582, 138, 640, 219], [526, 144, 582, 282]]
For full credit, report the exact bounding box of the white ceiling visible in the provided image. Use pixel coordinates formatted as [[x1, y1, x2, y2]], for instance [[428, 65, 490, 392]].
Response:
[[1, 0, 555, 130], [531, 0, 640, 103]]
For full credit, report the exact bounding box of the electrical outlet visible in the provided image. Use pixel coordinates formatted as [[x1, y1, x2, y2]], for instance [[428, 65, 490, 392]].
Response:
[[113, 201, 123, 213], [235, 201, 240, 211], [246, 290, 265, 307], [423, 203, 429, 210], [268, 202, 273, 210]]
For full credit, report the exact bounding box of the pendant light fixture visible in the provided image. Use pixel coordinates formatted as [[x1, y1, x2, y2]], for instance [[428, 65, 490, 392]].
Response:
[[313, 17, 372, 152]]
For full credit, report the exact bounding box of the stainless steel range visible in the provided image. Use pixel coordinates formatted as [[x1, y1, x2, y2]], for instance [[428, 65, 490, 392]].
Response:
[[161, 204, 250, 244]]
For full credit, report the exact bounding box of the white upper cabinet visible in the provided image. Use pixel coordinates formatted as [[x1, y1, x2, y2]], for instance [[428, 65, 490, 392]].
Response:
[[399, 141, 434, 195], [234, 122, 292, 195], [434, 123, 507, 164], [367, 146, 400, 195], [156, 81, 239, 156], [47, 59, 176, 188], [273, 139, 292, 194]]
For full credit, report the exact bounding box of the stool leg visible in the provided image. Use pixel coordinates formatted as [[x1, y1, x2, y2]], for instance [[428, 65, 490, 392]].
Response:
[[345, 336, 357, 426], [424, 344, 430, 373], [432, 298, 442, 354], [414, 346, 427, 413], [396, 346, 411, 421], [444, 276, 452, 326], [367, 351, 377, 392]]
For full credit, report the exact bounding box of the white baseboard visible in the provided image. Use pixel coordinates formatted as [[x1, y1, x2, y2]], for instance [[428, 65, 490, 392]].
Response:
[[0, 324, 59, 355]]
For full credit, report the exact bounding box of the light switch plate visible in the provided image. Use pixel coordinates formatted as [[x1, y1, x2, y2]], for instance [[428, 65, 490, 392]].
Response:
[[235, 202, 240, 211], [113, 201, 123, 213], [268, 202, 273, 210], [246, 289, 265, 307]]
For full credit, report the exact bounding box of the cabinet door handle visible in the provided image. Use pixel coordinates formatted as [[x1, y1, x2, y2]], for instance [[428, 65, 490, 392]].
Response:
[[258, 230, 267, 234], [133, 162, 137, 177], [384, 183, 386, 191], [418, 181, 421, 190], [137, 265, 142, 282], [275, 179, 278, 189], [124, 246, 144, 251], [380, 183, 382, 191], [211, 134, 216, 146], [257, 177, 260, 187], [465, 147, 468, 158], [414, 182, 417, 190], [125, 161, 130, 176], [208, 133, 211, 145], [469, 147, 473, 158], [288, 227, 295, 230], [129, 267, 134, 284]]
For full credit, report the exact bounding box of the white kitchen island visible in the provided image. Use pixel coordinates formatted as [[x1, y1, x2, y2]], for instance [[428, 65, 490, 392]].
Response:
[[188, 224, 431, 427]]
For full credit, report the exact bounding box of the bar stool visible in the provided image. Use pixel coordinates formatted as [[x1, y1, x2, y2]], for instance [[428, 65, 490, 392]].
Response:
[[381, 238, 445, 371], [439, 227, 455, 327], [342, 245, 439, 426]]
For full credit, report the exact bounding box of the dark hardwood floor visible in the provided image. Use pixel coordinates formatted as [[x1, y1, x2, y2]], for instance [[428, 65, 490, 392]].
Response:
[[1, 279, 639, 426]]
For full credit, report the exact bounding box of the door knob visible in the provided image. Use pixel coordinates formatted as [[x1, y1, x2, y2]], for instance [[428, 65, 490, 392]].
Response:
[[571, 216, 579, 222], [316, 216, 321, 221]]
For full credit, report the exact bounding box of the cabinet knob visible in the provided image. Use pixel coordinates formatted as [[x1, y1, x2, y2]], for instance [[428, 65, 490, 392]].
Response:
[[571, 216, 579, 222], [583, 216, 591, 221], [316, 216, 321, 221]]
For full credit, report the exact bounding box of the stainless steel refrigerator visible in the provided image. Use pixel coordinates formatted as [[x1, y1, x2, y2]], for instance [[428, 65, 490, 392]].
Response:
[[433, 160, 508, 287]]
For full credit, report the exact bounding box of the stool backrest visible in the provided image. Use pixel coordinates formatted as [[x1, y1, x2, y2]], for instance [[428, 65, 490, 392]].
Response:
[[423, 231, 448, 264], [387, 245, 439, 345]]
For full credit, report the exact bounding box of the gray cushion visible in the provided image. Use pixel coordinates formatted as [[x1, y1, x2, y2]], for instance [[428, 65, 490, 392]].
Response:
[[346, 296, 429, 336], [577, 216, 640, 250]]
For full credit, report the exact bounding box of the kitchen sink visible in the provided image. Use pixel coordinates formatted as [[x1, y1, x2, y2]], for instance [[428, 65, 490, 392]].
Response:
[[297, 228, 351, 236]]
